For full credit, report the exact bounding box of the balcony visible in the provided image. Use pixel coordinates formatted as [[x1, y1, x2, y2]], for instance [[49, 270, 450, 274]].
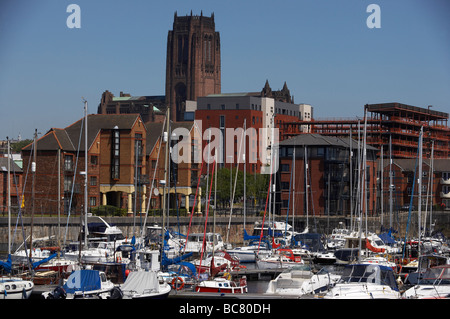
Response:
[[441, 177, 450, 185]]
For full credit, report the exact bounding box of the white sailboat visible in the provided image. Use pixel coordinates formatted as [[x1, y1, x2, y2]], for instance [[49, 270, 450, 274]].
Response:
[[0, 138, 34, 299]]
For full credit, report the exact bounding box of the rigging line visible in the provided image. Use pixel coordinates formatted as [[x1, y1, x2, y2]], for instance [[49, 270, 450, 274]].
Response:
[[10, 152, 27, 253], [63, 116, 84, 248], [170, 146, 181, 237], [308, 154, 317, 231], [401, 131, 421, 260], [141, 117, 166, 241], [258, 170, 273, 252], [198, 159, 216, 274], [184, 160, 204, 253], [12, 138, 34, 256], [226, 119, 246, 243], [284, 153, 294, 244]]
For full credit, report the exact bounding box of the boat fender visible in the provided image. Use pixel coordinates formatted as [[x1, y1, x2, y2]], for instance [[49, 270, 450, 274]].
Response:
[[172, 277, 185, 290]]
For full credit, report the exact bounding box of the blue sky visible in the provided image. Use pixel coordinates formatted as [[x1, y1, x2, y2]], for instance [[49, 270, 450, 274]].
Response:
[[1, 0, 449, 140]]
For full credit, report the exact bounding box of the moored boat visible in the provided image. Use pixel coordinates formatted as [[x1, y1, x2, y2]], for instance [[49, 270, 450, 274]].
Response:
[[42, 269, 116, 299], [257, 248, 303, 270], [119, 270, 171, 299], [194, 276, 248, 294], [0, 277, 34, 299], [322, 263, 400, 299], [403, 265, 450, 299]]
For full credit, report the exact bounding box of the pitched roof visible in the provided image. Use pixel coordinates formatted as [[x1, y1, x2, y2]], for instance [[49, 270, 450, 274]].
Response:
[[144, 121, 197, 155], [0, 157, 22, 173], [380, 158, 450, 172], [278, 133, 377, 150], [23, 114, 142, 152]]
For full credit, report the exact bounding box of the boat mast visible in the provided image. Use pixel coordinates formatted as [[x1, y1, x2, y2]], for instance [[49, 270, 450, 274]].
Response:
[[304, 145, 308, 232], [380, 143, 383, 229], [349, 128, 353, 231], [7, 137, 11, 257], [243, 119, 246, 229], [292, 146, 296, 236], [429, 140, 434, 233], [29, 129, 37, 264], [83, 99, 89, 248], [389, 135, 393, 230], [162, 107, 170, 253], [418, 126, 423, 256]]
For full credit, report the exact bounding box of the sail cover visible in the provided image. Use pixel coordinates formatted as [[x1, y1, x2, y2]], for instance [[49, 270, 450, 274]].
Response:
[[63, 270, 101, 294], [121, 270, 158, 295], [0, 254, 12, 273]]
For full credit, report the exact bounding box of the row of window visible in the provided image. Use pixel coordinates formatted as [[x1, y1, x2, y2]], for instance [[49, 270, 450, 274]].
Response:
[[205, 103, 305, 118], [64, 155, 98, 171]]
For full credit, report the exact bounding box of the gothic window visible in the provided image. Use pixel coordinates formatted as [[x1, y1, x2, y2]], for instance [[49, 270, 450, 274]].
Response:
[[204, 35, 213, 67]]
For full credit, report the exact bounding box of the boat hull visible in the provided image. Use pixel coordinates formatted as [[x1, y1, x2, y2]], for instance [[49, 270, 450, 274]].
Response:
[[195, 286, 247, 294]]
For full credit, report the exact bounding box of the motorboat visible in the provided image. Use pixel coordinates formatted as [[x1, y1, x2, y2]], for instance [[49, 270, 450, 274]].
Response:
[[312, 251, 337, 265], [401, 254, 450, 288], [119, 270, 171, 299], [227, 240, 271, 263], [251, 221, 301, 245], [184, 233, 224, 254], [86, 216, 128, 245], [326, 227, 350, 251], [42, 269, 115, 299], [256, 248, 304, 269], [194, 276, 248, 294], [300, 265, 342, 295], [265, 265, 313, 296], [403, 265, 450, 299], [0, 277, 34, 299], [360, 255, 397, 272], [322, 263, 401, 299]]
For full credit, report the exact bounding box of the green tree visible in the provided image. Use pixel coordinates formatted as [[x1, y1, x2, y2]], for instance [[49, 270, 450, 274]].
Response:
[[212, 167, 269, 208], [11, 139, 33, 153]]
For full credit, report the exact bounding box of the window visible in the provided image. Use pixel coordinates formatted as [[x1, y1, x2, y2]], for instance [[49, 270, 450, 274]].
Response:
[[281, 164, 290, 172], [90, 155, 98, 165], [64, 176, 73, 192], [111, 129, 120, 179], [90, 176, 97, 186], [64, 155, 73, 171], [90, 197, 97, 207]]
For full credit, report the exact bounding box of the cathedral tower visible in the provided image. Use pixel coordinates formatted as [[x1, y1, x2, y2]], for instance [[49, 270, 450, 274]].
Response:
[[165, 11, 221, 121]]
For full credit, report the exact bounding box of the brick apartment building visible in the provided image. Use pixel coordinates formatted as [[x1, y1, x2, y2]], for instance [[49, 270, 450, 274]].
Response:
[[194, 83, 313, 175], [380, 158, 450, 212], [277, 134, 378, 217], [145, 120, 203, 214], [21, 114, 147, 215], [0, 157, 23, 215]]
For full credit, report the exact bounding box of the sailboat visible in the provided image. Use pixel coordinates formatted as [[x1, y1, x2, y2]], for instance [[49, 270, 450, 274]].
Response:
[[0, 138, 34, 299]]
